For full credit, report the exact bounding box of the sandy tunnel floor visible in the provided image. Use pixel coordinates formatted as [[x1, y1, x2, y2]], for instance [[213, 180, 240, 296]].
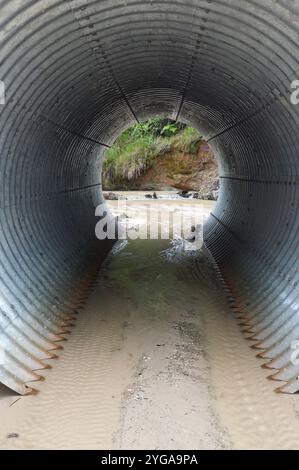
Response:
[[0, 198, 299, 449]]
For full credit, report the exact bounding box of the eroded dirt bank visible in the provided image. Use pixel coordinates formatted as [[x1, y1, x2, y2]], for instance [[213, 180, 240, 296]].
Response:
[[0, 199, 299, 449], [130, 142, 219, 196]]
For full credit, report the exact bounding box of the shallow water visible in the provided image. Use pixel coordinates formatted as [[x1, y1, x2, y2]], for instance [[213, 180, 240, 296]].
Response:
[[104, 190, 200, 200]]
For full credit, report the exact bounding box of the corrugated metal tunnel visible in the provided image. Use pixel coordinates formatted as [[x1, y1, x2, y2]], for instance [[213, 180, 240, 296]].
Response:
[[0, 0, 298, 395]]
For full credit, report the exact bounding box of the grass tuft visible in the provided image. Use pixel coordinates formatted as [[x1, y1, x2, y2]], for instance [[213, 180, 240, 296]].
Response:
[[102, 119, 203, 188]]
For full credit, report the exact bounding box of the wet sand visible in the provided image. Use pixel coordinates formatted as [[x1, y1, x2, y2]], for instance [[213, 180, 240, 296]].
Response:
[[0, 197, 299, 449]]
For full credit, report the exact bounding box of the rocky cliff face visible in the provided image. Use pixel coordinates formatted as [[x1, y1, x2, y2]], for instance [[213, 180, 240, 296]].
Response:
[[121, 142, 219, 199]]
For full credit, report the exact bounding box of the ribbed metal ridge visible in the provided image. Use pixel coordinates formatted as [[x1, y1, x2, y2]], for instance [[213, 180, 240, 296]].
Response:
[[0, 0, 298, 393]]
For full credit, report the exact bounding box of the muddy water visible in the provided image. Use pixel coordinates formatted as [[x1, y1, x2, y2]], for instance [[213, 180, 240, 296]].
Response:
[[0, 195, 299, 449]]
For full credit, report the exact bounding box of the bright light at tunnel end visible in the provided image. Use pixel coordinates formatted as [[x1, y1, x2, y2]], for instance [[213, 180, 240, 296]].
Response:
[[95, 202, 206, 251]]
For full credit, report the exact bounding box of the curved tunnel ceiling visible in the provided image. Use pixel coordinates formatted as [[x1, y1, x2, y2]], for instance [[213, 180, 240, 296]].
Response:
[[0, 0, 298, 394]]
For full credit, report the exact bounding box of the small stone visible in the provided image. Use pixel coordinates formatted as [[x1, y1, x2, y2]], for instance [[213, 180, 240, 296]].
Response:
[[7, 433, 19, 439]]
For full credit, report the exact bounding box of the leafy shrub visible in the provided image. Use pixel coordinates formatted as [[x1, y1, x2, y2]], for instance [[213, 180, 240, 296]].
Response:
[[102, 117, 202, 188], [160, 123, 179, 137]]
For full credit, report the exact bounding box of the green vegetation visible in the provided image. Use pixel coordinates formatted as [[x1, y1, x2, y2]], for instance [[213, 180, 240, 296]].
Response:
[[103, 118, 203, 188]]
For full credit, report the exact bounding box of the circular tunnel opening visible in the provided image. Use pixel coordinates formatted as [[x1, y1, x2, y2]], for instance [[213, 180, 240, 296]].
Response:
[[100, 116, 219, 255], [101, 116, 219, 200]]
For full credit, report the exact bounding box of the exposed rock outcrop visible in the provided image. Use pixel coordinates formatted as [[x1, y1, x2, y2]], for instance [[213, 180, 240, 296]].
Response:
[[125, 142, 218, 199]]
